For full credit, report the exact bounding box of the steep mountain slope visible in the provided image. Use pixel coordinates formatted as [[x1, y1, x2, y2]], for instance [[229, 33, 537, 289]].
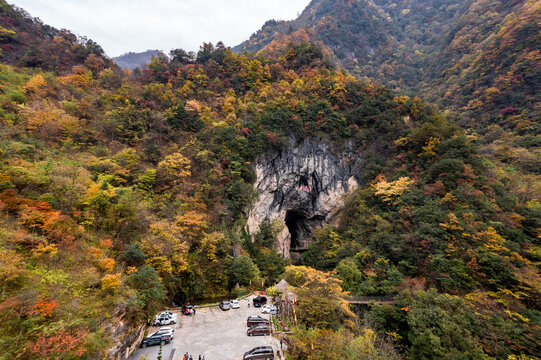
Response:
[[113, 50, 164, 70], [235, 0, 540, 128], [0, 0, 112, 73], [1, 1, 540, 359], [2, 39, 540, 358]]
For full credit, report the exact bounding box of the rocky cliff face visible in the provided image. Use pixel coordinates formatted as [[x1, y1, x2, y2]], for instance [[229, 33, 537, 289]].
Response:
[[246, 137, 363, 261], [103, 305, 146, 360]]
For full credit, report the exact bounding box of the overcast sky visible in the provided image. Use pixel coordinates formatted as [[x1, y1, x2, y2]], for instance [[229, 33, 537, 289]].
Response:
[[10, 0, 310, 57]]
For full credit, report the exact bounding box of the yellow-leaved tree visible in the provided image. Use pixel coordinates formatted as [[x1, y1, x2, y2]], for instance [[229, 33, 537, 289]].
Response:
[[372, 176, 415, 203], [101, 273, 121, 293], [283, 265, 355, 330], [142, 219, 190, 275], [157, 152, 191, 185]]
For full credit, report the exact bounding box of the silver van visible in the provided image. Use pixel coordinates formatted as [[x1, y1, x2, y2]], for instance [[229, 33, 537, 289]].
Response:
[[243, 346, 274, 360]]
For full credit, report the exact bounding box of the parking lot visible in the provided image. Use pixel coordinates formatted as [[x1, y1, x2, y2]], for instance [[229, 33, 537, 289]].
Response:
[[131, 297, 281, 360]]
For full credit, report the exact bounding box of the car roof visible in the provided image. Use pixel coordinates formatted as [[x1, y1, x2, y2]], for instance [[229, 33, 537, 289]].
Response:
[[147, 332, 166, 338]]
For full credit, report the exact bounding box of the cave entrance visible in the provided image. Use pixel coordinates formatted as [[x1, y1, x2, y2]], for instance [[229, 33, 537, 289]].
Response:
[[172, 291, 186, 307], [285, 210, 310, 263]]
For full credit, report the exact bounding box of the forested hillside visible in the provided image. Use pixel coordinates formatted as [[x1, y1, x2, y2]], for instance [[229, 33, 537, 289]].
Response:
[[235, 0, 540, 130], [0, 0, 111, 73], [0, 1, 539, 359]]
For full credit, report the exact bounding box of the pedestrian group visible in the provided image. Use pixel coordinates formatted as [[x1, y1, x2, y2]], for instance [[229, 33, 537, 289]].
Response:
[[182, 353, 205, 360]]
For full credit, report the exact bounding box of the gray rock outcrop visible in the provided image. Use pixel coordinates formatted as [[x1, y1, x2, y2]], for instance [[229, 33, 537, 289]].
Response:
[[246, 137, 363, 261], [103, 304, 146, 360]]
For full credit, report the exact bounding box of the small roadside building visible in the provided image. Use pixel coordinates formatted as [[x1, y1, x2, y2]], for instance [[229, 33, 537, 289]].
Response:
[[275, 279, 297, 303]]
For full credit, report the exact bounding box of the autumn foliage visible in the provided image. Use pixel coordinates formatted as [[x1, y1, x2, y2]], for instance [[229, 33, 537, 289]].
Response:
[[33, 299, 59, 318], [101, 273, 122, 292], [0, 2, 538, 357], [27, 327, 89, 359]]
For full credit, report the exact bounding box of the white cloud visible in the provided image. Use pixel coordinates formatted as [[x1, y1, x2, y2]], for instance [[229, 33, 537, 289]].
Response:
[[10, 0, 309, 57]]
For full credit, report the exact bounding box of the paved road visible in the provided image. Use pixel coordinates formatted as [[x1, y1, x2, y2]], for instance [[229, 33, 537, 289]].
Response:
[[131, 297, 280, 360]]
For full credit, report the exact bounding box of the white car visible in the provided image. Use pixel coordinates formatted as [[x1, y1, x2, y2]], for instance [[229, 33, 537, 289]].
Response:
[[153, 312, 178, 325], [230, 299, 240, 309], [154, 326, 175, 339], [261, 305, 276, 314]]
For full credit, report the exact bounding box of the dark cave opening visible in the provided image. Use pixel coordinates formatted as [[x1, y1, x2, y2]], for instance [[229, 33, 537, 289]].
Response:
[[285, 210, 310, 256]]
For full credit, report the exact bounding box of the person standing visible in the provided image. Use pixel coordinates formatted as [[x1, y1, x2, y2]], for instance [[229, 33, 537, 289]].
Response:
[[199, 356, 201, 360], [189, 355, 193, 360], [193, 307, 196, 316]]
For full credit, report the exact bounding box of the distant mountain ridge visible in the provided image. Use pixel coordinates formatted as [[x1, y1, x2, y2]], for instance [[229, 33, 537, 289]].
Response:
[[235, 0, 540, 129], [113, 50, 165, 70]]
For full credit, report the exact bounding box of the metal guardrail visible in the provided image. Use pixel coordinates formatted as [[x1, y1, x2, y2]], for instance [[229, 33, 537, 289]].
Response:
[[343, 296, 396, 304]]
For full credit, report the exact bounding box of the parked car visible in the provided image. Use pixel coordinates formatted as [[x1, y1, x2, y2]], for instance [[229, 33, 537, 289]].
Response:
[[230, 299, 240, 309], [253, 295, 267, 307], [182, 304, 193, 315], [153, 312, 178, 326], [261, 305, 277, 314], [247, 316, 269, 327], [155, 326, 175, 339], [156, 311, 175, 317], [141, 332, 172, 347], [243, 346, 275, 360], [154, 311, 175, 320], [247, 324, 271, 336], [219, 301, 231, 311]]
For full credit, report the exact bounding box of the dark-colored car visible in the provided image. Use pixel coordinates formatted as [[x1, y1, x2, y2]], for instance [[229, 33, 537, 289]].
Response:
[[140, 332, 172, 347], [219, 301, 231, 311], [253, 295, 267, 307], [247, 316, 269, 327], [182, 304, 193, 315], [247, 324, 270, 336], [243, 346, 275, 359]]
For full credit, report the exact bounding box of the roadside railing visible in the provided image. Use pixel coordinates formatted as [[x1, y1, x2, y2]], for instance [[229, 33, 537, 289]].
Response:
[[343, 296, 396, 304]]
